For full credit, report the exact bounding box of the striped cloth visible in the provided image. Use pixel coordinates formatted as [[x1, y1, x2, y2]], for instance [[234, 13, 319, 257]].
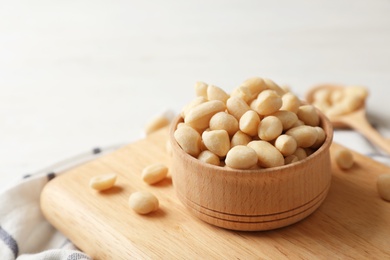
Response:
[[0, 145, 122, 260], [0, 129, 389, 259]]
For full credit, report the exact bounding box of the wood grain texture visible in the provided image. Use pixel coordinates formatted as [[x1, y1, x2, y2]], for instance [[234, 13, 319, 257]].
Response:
[[41, 127, 390, 259]]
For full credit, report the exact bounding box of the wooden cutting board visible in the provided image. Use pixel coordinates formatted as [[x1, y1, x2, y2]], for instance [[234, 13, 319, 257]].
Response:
[[40, 127, 390, 259]]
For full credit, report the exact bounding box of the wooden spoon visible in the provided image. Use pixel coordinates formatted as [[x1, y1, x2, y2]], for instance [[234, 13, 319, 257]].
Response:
[[306, 84, 390, 154]]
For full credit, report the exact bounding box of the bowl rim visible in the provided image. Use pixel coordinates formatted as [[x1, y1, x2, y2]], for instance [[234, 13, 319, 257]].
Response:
[[169, 107, 333, 175]]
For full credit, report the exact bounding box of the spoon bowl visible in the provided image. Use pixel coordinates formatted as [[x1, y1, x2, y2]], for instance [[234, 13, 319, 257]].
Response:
[[306, 84, 390, 154]]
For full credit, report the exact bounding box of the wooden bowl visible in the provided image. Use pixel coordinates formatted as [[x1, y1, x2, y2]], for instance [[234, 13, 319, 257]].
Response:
[[169, 112, 333, 231]]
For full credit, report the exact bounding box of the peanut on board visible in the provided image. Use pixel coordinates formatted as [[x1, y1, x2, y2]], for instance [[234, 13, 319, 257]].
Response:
[[89, 173, 117, 191], [144, 115, 171, 135], [129, 191, 159, 215], [142, 163, 168, 185], [335, 148, 354, 170]]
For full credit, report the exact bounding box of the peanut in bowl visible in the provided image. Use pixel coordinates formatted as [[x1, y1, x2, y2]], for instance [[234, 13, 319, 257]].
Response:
[[168, 78, 334, 231], [169, 112, 333, 231]]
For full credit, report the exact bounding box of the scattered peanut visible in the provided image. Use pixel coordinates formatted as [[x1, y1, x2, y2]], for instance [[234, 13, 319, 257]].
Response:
[[142, 163, 168, 185], [335, 148, 354, 170], [377, 174, 390, 202], [89, 173, 117, 191], [144, 115, 170, 135], [129, 191, 159, 214]]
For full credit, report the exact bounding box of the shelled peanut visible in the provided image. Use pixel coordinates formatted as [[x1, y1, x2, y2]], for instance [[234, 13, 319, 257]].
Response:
[[311, 86, 368, 117], [174, 77, 327, 170]]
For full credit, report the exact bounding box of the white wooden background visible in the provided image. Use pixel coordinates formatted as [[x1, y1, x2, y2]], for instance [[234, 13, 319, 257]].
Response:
[[1, 0, 390, 189]]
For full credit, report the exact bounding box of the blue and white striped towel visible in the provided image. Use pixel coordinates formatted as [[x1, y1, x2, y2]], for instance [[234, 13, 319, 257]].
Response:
[[0, 129, 389, 259], [0, 145, 121, 260]]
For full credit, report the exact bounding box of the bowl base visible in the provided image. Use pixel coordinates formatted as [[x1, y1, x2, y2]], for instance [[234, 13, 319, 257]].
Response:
[[175, 184, 331, 231]]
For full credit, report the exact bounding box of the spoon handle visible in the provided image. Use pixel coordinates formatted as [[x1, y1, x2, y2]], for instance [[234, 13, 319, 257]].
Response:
[[343, 111, 390, 154]]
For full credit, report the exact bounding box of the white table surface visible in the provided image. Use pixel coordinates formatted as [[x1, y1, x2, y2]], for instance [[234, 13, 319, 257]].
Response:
[[1, 0, 390, 189]]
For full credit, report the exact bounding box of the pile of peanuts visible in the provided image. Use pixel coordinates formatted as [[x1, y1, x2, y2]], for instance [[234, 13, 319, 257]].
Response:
[[311, 86, 368, 117], [174, 77, 327, 170]]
